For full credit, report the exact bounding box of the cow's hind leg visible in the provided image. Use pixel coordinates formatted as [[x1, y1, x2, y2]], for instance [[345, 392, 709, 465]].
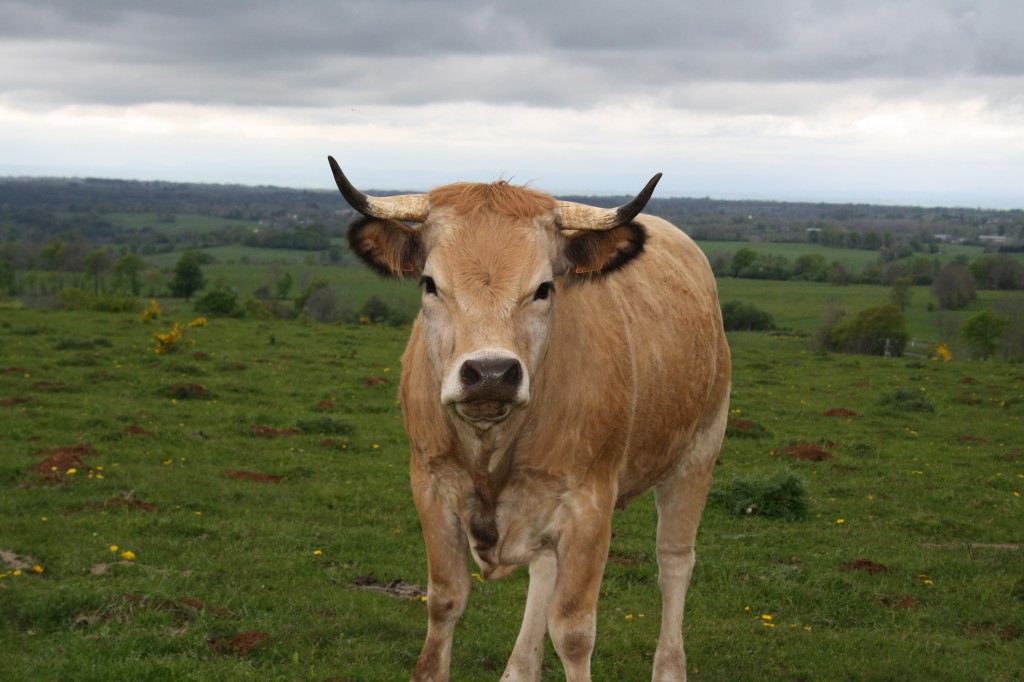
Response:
[[651, 407, 727, 682], [501, 549, 556, 681]]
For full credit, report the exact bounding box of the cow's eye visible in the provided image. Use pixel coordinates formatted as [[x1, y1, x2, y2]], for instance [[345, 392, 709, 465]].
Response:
[[420, 276, 438, 296], [533, 281, 553, 301]]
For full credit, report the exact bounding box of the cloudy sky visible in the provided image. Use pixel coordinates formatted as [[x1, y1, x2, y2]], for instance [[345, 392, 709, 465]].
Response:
[[1, 0, 1022, 208]]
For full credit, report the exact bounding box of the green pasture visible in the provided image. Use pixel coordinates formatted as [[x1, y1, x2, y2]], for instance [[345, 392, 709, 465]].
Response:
[[1, 307, 1021, 680], [61, 212, 262, 236], [716, 278, 1022, 344]]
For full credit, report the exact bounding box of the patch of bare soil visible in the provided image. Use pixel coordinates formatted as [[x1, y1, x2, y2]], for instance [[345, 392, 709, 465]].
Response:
[[349, 574, 426, 600], [879, 595, 919, 610], [607, 553, 647, 566], [1, 396, 32, 407], [840, 558, 889, 574], [25, 443, 98, 485], [82, 594, 235, 626], [225, 470, 283, 483], [315, 400, 336, 411], [362, 377, 389, 388], [167, 383, 209, 399], [1, 549, 39, 571], [250, 425, 301, 437], [960, 435, 989, 443], [965, 623, 1020, 641], [208, 630, 269, 656], [2, 367, 28, 375], [824, 408, 859, 417], [777, 443, 835, 462], [65, 496, 158, 516], [121, 425, 155, 437]]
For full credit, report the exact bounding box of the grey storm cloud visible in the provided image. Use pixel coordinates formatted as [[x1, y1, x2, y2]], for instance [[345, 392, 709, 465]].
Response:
[[3, 0, 1022, 111]]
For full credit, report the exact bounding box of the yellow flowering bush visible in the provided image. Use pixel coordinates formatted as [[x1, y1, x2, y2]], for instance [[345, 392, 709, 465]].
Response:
[[934, 342, 953, 362], [140, 298, 162, 323], [152, 322, 184, 354]]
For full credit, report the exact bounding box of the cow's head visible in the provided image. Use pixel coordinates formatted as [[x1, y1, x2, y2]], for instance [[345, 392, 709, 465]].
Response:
[[329, 156, 660, 429]]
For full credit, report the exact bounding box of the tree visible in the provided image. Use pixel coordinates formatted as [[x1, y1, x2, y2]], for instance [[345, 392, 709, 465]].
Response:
[[931, 264, 976, 310], [961, 309, 1010, 360], [830, 304, 909, 356], [83, 248, 112, 294], [169, 251, 206, 302], [112, 254, 146, 295], [890, 276, 914, 312]]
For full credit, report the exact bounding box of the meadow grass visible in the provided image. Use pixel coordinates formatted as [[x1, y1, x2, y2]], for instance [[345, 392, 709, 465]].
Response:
[[1, 309, 1021, 681]]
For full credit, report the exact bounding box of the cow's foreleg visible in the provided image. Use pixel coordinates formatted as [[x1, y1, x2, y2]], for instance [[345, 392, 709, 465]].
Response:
[[547, 489, 614, 682], [501, 549, 556, 681], [411, 478, 471, 682], [651, 411, 726, 681]]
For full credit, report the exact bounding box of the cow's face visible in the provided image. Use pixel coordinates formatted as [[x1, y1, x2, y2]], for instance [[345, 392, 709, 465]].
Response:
[[416, 205, 559, 425], [330, 158, 657, 428]]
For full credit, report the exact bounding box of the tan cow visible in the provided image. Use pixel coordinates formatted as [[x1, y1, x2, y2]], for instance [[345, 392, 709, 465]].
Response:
[[328, 156, 730, 682]]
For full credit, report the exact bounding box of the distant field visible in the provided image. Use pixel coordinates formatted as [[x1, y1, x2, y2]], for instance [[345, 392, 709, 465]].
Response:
[[694, 239, 1021, 270], [60, 212, 262, 236], [1, 309, 1020, 680], [716, 278, 1022, 345]]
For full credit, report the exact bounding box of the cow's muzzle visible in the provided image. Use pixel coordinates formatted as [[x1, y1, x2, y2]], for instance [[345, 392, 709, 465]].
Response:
[[443, 351, 529, 424]]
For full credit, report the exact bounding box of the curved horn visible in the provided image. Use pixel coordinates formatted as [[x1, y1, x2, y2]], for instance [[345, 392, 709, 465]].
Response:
[[328, 156, 429, 222], [556, 173, 662, 231]]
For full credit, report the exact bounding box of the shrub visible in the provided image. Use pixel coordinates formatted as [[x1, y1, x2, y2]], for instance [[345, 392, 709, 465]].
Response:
[[961, 308, 1010, 360], [829, 304, 908, 356], [721, 301, 775, 332], [877, 388, 935, 412], [708, 469, 808, 519], [194, 289, 243, 318]]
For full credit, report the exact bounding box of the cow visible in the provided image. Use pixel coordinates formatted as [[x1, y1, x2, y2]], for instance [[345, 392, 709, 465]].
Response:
[[328, 156, 731, 682]]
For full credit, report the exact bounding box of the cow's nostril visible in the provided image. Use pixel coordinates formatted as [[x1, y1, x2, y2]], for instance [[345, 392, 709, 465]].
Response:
[[461, 361, 482, 386], [502, 360, 522, 387]]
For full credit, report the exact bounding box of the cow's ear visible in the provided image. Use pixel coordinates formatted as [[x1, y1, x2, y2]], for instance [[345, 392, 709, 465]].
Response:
[[348, 218, 425, 279], [561, 223, 646, 278]]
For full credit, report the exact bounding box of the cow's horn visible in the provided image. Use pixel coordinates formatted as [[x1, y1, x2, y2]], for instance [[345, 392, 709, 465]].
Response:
[[328, 156, 430, 222], [556, 173, 662, 231]]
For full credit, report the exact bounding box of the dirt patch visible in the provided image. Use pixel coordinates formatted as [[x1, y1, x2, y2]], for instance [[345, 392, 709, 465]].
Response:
[[32, 381, 68, 392], [167, 383, 209, 399], [225, 470, 283, 483], [1000, 448, 1022, 462], [250, 425, 301, 438], [1, 549, 39, 571], [362, 377, 389, 388], [961, 377, 977, 384], [1, 396, 32, 407], [26, 443, 98, 485], [320, 438, 349, 449], [208, 630, 268, 656], [960, 435, 989, 443], [122, 425, 155, 437], [840, 558, 889, 574], [607, 553, 647, 566], [349, 574, 426, 600], [833, 466, 862, 475], [726, 418, 769, 438], [824, 408, 859, 417], [65, 497, 158, 516], [315, 400, 336, 411], [777, 443, 835, 462], [965, 623, 1020, 641], [879, 595, 919, 610], [89, 594, 235, 625], [2, 367, 28, 375]]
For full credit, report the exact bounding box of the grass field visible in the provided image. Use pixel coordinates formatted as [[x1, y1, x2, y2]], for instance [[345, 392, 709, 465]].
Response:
[[1, 306, 1021, 680]]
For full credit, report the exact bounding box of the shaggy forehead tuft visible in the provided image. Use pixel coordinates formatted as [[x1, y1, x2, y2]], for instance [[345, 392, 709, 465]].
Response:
[[429, 181, 557, 221]]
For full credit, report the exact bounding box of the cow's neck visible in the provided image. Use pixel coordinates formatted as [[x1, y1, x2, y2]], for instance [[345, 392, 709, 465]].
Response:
[[452, 416, 519, 508]]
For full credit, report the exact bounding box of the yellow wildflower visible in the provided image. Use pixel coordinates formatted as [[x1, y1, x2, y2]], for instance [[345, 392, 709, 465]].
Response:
[[120, 550, 136, 561]]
